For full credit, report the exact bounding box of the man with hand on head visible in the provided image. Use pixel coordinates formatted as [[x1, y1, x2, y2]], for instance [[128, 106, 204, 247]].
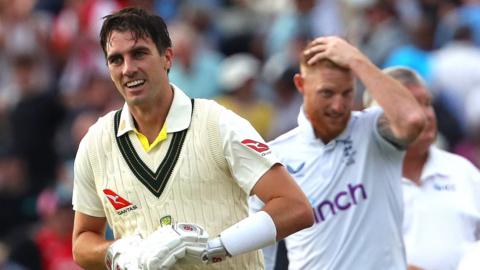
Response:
[[71, 7, 313, 270], [251, 36, 425, 270], [371, 67, 480, 270]]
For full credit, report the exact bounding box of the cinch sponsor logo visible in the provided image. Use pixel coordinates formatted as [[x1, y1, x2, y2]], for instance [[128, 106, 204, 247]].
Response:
[[313, 183, 367, 223], [103, 189, 138, 215], [241, 139, 271, 155]]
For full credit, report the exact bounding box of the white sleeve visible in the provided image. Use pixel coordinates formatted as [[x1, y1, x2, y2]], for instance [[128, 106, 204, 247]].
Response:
[[72, 132, 105, 217], [219, 108, 279, 194]]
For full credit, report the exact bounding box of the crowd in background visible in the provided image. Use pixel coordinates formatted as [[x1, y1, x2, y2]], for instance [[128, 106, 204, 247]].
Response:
[[0, 0, 479, 269]]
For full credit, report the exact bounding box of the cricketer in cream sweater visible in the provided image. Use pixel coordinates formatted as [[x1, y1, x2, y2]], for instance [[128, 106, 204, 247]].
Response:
[[73, 7, 312, 270], [73, 85, 310, 269]]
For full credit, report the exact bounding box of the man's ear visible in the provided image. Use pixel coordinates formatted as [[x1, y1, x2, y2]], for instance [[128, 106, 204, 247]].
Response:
[[293, 73, 305, 95], [164, 48, 173, 70]]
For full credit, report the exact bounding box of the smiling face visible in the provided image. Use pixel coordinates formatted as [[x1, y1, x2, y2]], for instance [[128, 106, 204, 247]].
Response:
[[295, 63, 355, 143], [106, 30, 172, 109]]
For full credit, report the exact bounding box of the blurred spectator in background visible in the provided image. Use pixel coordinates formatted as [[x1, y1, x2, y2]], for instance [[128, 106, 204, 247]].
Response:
[[168, 22, 223, 99], [33, 179, 80, 270], [454, 89, 480, 168], [8, 53, 65, 199], [265, 0, 344, 58], [359, 0, 410, 67], [267, 66, 303, 139], [215, 0, 267, 58], [434, 0, 480, 48], [382, 67, 480, 270], [0, 149, 29, 237], [0, 0, 53, 90], [392, 0, 423, 30], [57, 0, 120, 107], [4, 177, 79, 270], [383, 17, 436, 85], [49, 0, 84, 75], [429, 26, 480, 147], [216, 53, 275, 139], [262, 33, 311, 91], [177, 3, 222, 50]]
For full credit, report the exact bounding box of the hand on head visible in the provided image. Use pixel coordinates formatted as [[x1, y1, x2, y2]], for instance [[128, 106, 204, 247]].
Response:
[[303, 37, 366, 69]]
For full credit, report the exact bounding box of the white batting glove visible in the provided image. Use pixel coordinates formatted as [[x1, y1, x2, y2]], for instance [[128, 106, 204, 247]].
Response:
[[182, 236, 229, 264], [201, 237, 230, 264], [177, 224, 209, 262], [105, 234, 143, 270], [137, 223, 208, 269]]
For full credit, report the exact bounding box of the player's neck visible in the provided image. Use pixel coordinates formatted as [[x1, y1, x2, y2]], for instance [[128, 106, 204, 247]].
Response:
[[130, 93, 172, 143]]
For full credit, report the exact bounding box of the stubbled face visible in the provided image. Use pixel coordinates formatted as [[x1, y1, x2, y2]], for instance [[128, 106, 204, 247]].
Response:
[[407, 84, 437, 153], [295, 66, 354, 142], [106, 30, 172, 108]]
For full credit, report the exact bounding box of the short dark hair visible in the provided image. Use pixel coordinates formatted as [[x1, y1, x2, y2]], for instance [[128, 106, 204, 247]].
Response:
[[99, 7, 171, 58]]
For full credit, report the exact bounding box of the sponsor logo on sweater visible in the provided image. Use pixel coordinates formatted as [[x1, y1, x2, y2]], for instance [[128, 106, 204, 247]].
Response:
[[103, 189, 137, 215]]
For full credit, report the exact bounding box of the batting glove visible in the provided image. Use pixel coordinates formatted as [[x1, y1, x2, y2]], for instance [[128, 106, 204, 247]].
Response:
[[201, 237, 230, 264], [105, 234, 143, 270], [182, 236, 230, 264], [137, 223, 208, 269]]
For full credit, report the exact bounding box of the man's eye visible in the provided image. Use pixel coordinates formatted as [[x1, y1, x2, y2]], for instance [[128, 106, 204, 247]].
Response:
[[134, 51, 146, 58], [109, 57, 122, 65], [320, 91, 333, 98]]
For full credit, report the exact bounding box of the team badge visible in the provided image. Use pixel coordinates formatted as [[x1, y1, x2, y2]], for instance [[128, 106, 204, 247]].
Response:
[[160, 215, 172, 226]]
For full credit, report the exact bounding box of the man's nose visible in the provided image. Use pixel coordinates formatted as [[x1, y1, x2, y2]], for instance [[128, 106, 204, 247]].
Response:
[[122, 57, 137, 76], [330, 96, 345, 112]]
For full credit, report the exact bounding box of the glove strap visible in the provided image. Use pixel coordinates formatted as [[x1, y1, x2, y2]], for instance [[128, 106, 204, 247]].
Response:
[[202, 237, 230, 263], [105, 243, 118, 270]]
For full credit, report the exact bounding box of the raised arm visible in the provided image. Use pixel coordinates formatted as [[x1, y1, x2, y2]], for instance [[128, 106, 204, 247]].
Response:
[[305, 36, 426, 147]]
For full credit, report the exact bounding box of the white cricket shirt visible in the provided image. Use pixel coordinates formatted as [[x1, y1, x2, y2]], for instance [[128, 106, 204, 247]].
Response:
[[253, 107, 407, 270], [402, 146, 480, 270]]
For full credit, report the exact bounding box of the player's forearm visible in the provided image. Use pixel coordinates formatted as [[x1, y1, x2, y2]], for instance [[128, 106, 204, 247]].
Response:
[[352, 58, 425, 142], [73, 231, 113, 270], [263, 195, 314, 240]]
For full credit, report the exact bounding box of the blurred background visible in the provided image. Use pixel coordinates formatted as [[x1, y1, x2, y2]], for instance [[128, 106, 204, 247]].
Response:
[[0, 0, 479, 269]]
